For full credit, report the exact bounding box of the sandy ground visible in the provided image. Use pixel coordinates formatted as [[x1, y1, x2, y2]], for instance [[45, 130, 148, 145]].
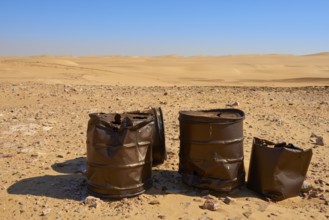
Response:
[[0, 54, 329, 219]]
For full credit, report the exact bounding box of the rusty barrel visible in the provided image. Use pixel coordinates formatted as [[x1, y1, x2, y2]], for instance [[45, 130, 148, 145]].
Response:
[[127, 107, 167, 166], [179, 108, 245, 192], [247, 137, 313, 200], [86, 112, 153, 198]]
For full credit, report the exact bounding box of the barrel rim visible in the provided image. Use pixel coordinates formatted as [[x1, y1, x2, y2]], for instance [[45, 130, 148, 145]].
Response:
[[179, 108, 245, 121], [88, 112, 153, 131]]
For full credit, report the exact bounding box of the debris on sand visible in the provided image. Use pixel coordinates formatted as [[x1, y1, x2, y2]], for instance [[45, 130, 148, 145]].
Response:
[[149, 199, 160, 205], [41, 208, 51, 216], [200, 198, 220, 211], [222, 196, 236, 205], [84, 196, 102, 208], [226, 101, 239, 107], [301, 181, 314, 193], [310, 133, 325, 146]]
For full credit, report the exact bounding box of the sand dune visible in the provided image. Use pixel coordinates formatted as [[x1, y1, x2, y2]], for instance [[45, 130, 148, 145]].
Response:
[[1, 54, 328, 86]]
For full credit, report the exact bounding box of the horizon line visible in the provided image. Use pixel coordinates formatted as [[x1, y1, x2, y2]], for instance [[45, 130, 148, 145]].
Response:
[[1, 51, 329, 57]]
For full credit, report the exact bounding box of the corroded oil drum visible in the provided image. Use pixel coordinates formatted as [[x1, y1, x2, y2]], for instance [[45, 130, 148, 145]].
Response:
[[127, 107, 167, 166], [179, 108, 245, 192], [86, 113, 153, 198], [247, 137, 313, 201]]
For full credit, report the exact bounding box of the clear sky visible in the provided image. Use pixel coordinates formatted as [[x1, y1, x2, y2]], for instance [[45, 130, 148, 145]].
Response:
[[1, 0, 329, 56]]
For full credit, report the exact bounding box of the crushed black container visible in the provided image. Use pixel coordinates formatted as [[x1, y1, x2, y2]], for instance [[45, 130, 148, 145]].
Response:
[[127, 107, 166, 166], [179, 108, 245, 192], [86, 112, 153, 198], [247, 137, 313, 201]]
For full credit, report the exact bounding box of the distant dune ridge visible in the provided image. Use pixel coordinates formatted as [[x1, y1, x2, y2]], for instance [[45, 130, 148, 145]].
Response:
[[0, 53, 328, 86]]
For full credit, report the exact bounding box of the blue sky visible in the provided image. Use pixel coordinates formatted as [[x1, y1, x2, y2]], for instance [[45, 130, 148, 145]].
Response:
[[1, 0, 329, 56]]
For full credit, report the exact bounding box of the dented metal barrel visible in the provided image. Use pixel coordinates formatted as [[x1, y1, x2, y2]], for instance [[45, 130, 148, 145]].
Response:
[[247, 137, 313, 201], [179, 108, 245, 192], [86, 112, 153, 198]]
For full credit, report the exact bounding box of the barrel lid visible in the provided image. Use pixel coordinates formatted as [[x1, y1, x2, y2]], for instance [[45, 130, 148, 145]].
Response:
[[179, 108, 245, 122], [151, 107, 167, 165]]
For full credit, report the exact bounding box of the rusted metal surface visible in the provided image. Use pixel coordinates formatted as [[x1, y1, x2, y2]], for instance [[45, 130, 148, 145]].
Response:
[[179, 108, 245, 192], [127, 107, 167, 166], [150, 107, 166, 165], [247, 137, 313, 201], [86, 112, 153, 198]]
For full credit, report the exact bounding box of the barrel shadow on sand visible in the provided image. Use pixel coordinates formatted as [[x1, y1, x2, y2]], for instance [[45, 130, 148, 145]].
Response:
[[8, 157, 261, 201], [7, 157, 87, 201], [147, 169, 261, 200]]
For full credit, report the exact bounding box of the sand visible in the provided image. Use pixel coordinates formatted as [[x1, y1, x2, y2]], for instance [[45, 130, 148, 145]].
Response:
[[0, 54, 328, 219], [1, 53, 329, 87]]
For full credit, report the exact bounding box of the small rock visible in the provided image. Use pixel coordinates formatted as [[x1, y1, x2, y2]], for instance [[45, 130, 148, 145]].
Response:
[[319, 194, 326, 200], [84, 196, 102, 208], [223, 196, 236, 205], [310, 133, 317, 138], [42, 126, 53, 131], [243, 211, 252, 218], [200, 199, 219, 211], [149, 199, 160, 205], [74, 207, 85, 213], [19, 205, 25, 213], [20, 148, 32, 153], [310, 133, 325, 146], [57, 155, 64, 158], [308, 191, 319, 199], [115, 97, 125, 101], [41, 208, 51, 216], [163, 92, 168, 96], [301, 182, 313, 193], [158, 214, 166, 219], [63, 204, 70, 212], [198, 217, 213, 220], [0, 154, 14, 158], [75, 164, 86, 175], [226, 101, 239, 107], [316, 136, 324, 146], [315, 179, 327, 186]]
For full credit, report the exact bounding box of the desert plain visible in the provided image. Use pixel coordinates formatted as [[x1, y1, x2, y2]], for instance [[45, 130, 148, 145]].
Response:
[[0, 54, 329, 219]]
